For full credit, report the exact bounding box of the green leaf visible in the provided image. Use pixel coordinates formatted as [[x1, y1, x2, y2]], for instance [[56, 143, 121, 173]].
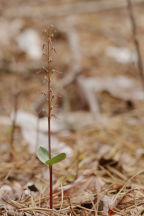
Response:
[[45, 153, 66, 166], [37, 147, 49, 163]]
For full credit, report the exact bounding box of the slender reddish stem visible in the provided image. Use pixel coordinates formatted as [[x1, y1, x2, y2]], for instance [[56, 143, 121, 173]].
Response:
[[49, 166, 53, 208], [47, 38, 53, 209]]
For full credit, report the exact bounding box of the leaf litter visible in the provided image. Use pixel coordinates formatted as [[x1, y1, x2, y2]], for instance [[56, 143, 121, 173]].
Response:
[[1, 1, 144, 215], [1, 104, 144, 215]]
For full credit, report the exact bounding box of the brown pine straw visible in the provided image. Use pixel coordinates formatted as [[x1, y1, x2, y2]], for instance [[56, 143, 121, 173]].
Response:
[[1, 105, 144, 215]]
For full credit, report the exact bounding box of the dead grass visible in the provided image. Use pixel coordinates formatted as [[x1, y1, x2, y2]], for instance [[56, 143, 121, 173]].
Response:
[[0, 103, 144, 215]]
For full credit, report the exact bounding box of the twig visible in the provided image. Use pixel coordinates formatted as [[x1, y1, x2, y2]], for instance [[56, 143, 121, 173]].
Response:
[[58, 183, 64, 216], [67, 197, 78, 216], [127, 0, 144, 95], [35, 115, 40, 153], [9, 91, 20, 159]]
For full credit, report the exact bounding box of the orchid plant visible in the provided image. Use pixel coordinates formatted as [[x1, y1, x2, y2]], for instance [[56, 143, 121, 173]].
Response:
[[37, 26, 66, 209]]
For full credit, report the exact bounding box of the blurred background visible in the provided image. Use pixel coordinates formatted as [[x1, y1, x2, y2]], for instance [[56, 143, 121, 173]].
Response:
[[1, 0, 144, 121]]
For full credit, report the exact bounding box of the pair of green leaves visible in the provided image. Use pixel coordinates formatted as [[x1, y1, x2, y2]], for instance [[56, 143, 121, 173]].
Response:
[[37, 146, 66, 166]]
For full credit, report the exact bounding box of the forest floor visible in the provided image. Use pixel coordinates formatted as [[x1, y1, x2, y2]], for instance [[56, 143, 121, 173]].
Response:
[[1, 0, 144, 215]]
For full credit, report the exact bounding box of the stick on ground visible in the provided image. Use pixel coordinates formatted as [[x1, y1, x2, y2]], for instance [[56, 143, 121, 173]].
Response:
[[127, 0, 144, 96]]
